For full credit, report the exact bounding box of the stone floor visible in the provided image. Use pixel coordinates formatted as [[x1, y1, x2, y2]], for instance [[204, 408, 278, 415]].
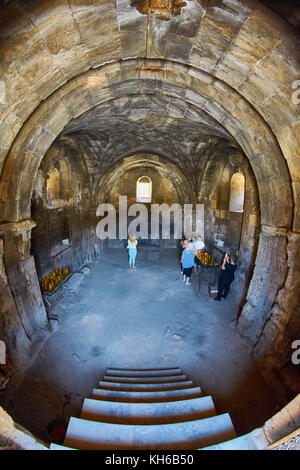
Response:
[[5, 248, 285, 444]]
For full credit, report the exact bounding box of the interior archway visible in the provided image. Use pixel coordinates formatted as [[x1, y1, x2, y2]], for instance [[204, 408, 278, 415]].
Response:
[[0, 0, 299, 450]]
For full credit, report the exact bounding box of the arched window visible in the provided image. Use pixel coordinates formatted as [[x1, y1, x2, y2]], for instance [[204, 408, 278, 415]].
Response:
[[46, 160, 71, 205], [136, 176, 152, 203], [57, 159, 70, 200], [229, 172, 245, 213], [46, 167, 60, 202]]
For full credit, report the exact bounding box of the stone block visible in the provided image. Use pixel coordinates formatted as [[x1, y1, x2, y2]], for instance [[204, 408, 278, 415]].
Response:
[[54, 46, 91, 79], [276, 125, 300, 162], [0, 407, 14, 447], [81, 267, 90, 276], [147, 15, 194, 62], [215, 52, 251, 89], [64, 89, 93, 119], [263, 395, 300, 444], [0, 4, 39, 65], [0, 147, 9, 182], [22, 0, 71, 27], [49, 318, 59, 332], [292, 181, 300, 232], [67, 273, 85, 293], [0, 112, 22, 151], [73, 4, 119, 41], [69, 0, 115, 11], [202, 0, 252, 40], [88, 35, 122, 69], [117, 0, 146, 31], [189, 29, 229, 73], [14, 41, 66, 99], [37, 13, 82, 55], [39, 102, 71, 137], [120, 29, 147, 59]]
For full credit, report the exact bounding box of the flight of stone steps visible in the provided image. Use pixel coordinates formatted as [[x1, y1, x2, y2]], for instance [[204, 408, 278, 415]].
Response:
[[50, 367, 236, 450]]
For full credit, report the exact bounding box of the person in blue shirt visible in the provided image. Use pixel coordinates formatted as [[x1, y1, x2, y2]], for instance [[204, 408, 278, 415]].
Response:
[[179, 238, 188, 274], [181, 242, 196, 285], [127, 234, 138, 268]]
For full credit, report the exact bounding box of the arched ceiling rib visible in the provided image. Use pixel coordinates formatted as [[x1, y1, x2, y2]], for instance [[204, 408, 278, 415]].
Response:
[[0, 0, 298, 371], [0, 1, 298, 231], [0, 59, 293, 234], [59, 92, 236, 193], [0, 0, 298, 171]]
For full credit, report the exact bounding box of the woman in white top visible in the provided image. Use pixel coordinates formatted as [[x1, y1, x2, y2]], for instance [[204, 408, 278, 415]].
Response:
[[127, 234, 138, 268], [193, 236, 205, 273]]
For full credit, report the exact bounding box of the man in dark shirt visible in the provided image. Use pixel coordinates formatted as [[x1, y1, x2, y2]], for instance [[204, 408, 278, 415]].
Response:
[[214, 253, 237, 301]]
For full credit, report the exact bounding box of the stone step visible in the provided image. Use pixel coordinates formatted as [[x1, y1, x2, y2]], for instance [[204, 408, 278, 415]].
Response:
[[91, 386, 203, 403], [201, 428, 269, 450], [63, 414, 236, 450], [50, 443, 76, 450], [106, 368, 182, 377], [98, 380, 194, 392], [102, 374, 188, 384], [80, 396, 216, 424]]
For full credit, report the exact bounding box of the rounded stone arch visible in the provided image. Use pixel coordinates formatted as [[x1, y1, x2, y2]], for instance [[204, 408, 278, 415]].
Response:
[[95, 153, 193, 207], [45, 157, 72, 204], [229, 172, 245, 213], [0, 61, 294, 229], [217, 164, 232, 211], [36, 138, 91, 208], [136, 175, 152, 203], [0, 2, 299, 443], [46, 166, 60, 203], [0, 59, 297, 369], [215, 157, 247, 213], [56, 158, 71, 201]]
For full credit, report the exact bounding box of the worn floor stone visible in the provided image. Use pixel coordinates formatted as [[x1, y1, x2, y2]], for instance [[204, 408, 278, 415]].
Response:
[[5, 248, 286, 443], [0, 0, 299, 449]]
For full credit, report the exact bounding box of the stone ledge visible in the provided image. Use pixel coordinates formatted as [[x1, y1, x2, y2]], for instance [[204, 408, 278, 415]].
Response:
[[263, 394, 300, 444], [0, 407, 48, 450], [0, 219, 36, 235]]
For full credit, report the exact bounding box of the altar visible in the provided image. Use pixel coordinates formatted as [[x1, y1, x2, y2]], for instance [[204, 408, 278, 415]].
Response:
[[194, 251, 219, 295]]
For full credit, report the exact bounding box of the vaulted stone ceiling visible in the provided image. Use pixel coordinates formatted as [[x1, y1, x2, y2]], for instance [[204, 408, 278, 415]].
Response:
[[0, 0, 298, 228], [60, 93, 236, 194], [0, 0, 299, 383]]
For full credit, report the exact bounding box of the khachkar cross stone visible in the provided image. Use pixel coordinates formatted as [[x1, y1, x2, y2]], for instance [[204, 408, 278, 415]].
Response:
[[131, 0, 187, 20]]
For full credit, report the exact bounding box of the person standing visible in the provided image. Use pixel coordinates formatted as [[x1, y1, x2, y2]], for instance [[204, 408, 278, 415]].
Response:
[[181, 242, 196, 285], [214, 253, 237, 300], [193, 235, 205, 273], [179, 238, 188, 274], [127, 234, 138, 268]]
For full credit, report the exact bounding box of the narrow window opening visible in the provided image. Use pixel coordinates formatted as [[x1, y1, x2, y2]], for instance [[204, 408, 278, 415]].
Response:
[[229, 172, 245, 213], [136, 176, 152, 203]]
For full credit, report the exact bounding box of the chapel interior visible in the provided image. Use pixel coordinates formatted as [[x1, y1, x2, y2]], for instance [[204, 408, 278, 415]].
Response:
[[0, 0, 299, 450]]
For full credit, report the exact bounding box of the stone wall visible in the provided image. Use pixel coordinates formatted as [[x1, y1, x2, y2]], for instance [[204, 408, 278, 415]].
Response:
[[106, 166, 180, 248], [0, 0, 298, 412], [31, 142, 100, 280]]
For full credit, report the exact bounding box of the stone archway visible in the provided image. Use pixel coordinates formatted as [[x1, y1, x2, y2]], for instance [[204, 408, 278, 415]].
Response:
[[95, 153, 193, 206], [0, 60, 296, 371], [0, 1, 299, 444]]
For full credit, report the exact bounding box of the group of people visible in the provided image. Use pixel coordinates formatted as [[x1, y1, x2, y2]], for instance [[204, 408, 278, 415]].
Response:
[[180, 236, 205, 285], [180, 236, 237, 299], [127, 233, 237, 300]]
